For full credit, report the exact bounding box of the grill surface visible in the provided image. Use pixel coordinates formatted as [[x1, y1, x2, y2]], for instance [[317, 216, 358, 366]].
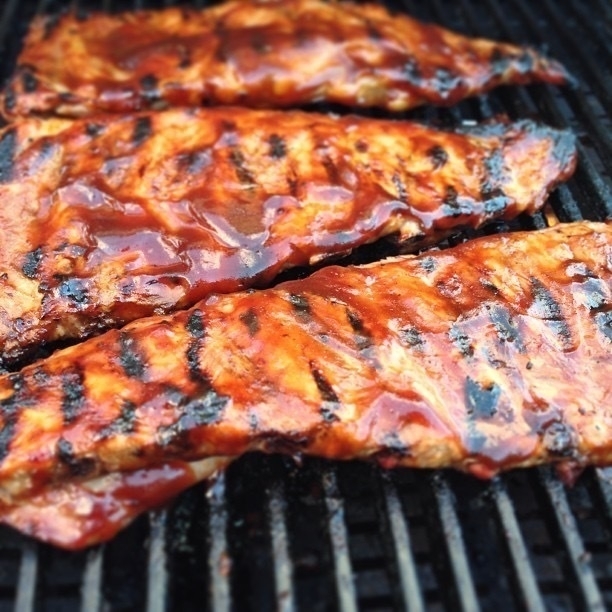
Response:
[[0, 0, 611, 610]]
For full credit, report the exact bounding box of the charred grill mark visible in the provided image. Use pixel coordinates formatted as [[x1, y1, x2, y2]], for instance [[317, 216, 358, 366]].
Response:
[[427, 145, 449, 169], [321, 154, 340, 184], [483, 187, 510, 214], [449, 324, 474, 357], [491, 48, 511, 75], [398, 325, 424, 349], [85, 122, 104, 138], [268, 134, 287, 159], [97, 400, 137, 438], [22, 247, 43, 279], [419, 256, 437, 273], [158, 389, 229, 446], [20, 68, 38, 93], [465, 377, 500, 419], [118, 332, 146, 380], [347, 308, 372, 350], [229, 148, 256, 185], [529, 277, 572, 345], [392, 172, 408, 203], [595, 311, 612, 342], [403, 57, 422, 85], [288, 293, 311, 318], [240, 308, 260, 337], [444, 185, 459, 211], [310, 362, 340, 423], [186, 310, 208, 384], [580, 277, 607, 310], [186, 309, 205, 339], [487, 303, 523, 350], [481, 149, 506, 201], [132, 116, 153, 146], [434, 67, 462, 97], [176, 149, 211, 175], [0, 128, 16, 183], [57, 438, 96, 477], [0, 374, 26, 462], [58, 278, 88, 304], [61, 370, 85, 424], [542, 420, 576, 457], [140, 74, 160, 102]]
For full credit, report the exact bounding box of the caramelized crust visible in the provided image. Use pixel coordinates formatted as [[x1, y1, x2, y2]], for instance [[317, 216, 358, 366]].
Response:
[[0, 108, 576, 367], [0, 221, 610, 506], [1, 0, 569, 118]]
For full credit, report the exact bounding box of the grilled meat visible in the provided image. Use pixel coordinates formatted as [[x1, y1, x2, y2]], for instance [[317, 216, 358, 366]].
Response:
[[1, 0, 569, 118], [0, 108, 576, 368], [0, 457, 229, 549], [0, 220, 610, 508]]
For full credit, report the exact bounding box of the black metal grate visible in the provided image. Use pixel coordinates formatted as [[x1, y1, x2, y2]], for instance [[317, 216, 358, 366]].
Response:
[[0, 0, 611, 610]]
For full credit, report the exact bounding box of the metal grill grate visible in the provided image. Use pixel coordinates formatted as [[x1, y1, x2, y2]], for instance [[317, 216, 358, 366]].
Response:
[[0, 0, 611, 610]]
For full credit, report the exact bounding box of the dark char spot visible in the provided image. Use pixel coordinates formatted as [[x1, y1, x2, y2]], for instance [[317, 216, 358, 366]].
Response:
[[543, 421, 575, 457], [449, 324, 473, 357], [488, 304, 519, 344], [529, 277, 571, 344], [310, 362, 340, 423], [133, 116, 153, 146], [427, 145, 448, 169], [97, 400, 137, 438], [140, 74, 160, 101], [186, 309, 206, 339], [594, 311, 612, 342], [85, 123, 105, 138], [158, 391, 229, 446], [347, 309, 371, 350], [57, 438, 96, 477], [465, 377, 500, 419], [419, 256, 437, 273], [0, 128, 16, 183], [119, 332, 146, 379], [240, 308, 260, 337], [21, 68, 38, 93], [392, 172, 408, 203], [399, 326, 424, 349], [403, 58, 422, 84], [61, 370, 85, 424], [288, 293, 311, 316], [229, 148, 255, 185], [22, 247, 43, 279], [268, 134, 287, 159], [58, 278, 88, 303]]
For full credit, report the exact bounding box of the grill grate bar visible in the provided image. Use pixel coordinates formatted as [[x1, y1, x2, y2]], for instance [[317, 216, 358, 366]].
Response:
[[147, 509, 169, 612], [381, 474, 425, 612], [527, 0, 612, 103], [267, 481, 295, 612], [539, 467, 606, 611], [15, 541, 38, 612], [430, 473, 479, 612], [322, 466, 358, 612], [595, 468, 612, 521], [491, 477, 546, 612], [80, 546, 104, 612], [208, 473, 231, 612]]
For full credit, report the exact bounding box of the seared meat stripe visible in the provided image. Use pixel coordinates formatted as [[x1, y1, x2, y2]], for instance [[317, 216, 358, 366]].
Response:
[[0, 108, 576, 367], [0, 221, 610, 506], [1, 0, 569, 118]]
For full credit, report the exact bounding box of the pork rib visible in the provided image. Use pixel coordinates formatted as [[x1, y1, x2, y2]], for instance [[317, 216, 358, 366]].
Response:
[[0, 108, 576, 367], [1, 0, 569, 118], [0, 220, 610, 507]]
